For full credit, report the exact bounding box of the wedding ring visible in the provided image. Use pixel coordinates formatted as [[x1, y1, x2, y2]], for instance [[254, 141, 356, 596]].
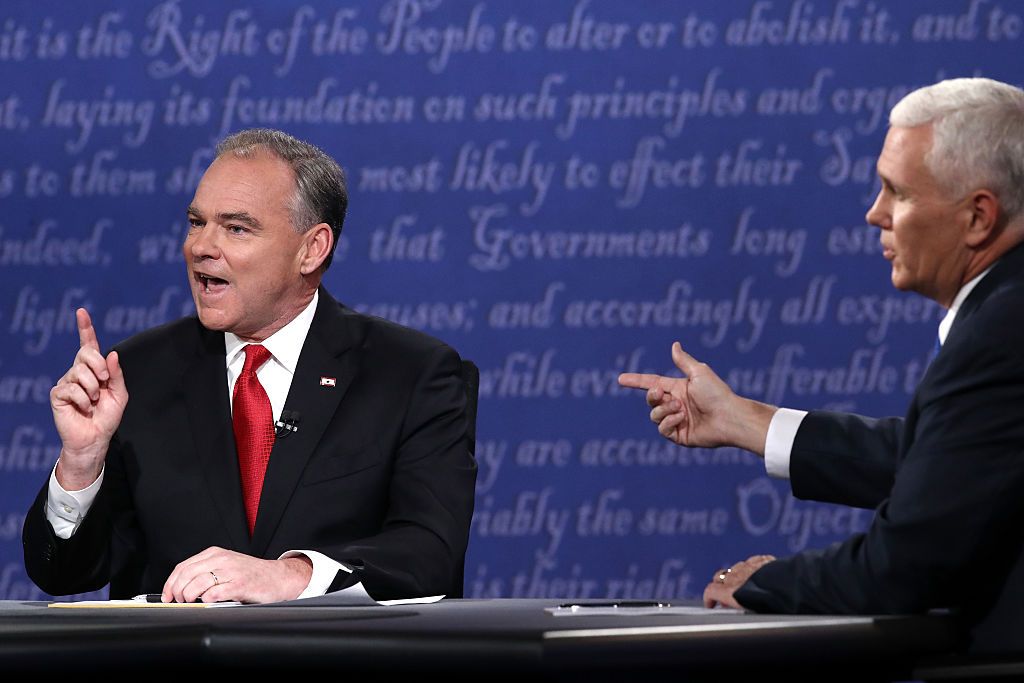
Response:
[[210, 571, 220, 586], [716, 567, 732, 584]]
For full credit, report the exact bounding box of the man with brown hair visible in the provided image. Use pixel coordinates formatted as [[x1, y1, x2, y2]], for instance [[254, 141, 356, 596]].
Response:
[[24, 129, 476, 603]]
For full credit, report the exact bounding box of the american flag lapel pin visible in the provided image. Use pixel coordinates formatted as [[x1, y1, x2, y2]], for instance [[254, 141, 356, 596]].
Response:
[[320, 376, 337, 387]]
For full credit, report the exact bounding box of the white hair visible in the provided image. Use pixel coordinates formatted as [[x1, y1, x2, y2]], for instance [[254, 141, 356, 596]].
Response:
[[890, 78, 1024, 220]]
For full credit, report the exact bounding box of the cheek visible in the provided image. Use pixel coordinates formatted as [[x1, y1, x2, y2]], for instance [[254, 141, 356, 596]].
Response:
[[891, 211, 923, 248]]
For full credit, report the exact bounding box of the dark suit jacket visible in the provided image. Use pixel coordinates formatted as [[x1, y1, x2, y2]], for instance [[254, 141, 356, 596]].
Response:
[[735, 242, 1024, 654], [23, 288, 477, 601]]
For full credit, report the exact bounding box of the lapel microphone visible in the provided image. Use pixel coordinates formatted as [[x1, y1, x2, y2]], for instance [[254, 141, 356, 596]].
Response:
[[275, 410, 301, 438]]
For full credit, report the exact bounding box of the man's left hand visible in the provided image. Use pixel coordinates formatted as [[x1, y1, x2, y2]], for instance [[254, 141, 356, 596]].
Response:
[[161, 546, 313, 604], [702, 554, 776, 609]]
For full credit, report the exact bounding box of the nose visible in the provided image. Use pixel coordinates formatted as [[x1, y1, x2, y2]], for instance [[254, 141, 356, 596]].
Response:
[[865, 189, 890, 231], [184, 224, 219, 261]]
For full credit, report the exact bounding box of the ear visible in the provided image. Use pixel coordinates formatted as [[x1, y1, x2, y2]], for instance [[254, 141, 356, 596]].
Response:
[[964, 190, 1000, 248], [299, 223, 334, 275]]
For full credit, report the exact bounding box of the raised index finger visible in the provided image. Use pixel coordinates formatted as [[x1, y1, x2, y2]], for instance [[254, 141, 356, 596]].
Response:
[[77, 308, 100, 351], [618, 372, 663, 390]]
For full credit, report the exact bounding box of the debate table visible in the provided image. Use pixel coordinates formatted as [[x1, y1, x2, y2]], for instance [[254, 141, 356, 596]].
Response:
[[1, 598, 1020, 680]]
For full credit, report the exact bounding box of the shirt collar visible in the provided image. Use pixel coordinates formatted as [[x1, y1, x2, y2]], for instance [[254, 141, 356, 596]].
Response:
[[938, 266, 994, 345], [224, 290, 319, 372]]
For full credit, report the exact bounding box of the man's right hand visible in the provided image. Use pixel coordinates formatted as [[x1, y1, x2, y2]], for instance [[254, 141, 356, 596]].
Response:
[[50, 308, 128, 490], [618, 342, 775, 456]]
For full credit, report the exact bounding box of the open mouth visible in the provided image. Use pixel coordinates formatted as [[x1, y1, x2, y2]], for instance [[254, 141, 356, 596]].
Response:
[[195, 272, 229, 293]]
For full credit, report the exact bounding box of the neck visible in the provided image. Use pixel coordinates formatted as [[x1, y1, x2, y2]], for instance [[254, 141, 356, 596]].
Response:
[[959, 221, 1024, 293], [236, 284, 319, 343]]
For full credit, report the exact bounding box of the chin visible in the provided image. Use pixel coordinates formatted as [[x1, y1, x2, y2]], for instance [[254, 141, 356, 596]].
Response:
[[195, 309, 232, 332], [889, 269, 911, 292]]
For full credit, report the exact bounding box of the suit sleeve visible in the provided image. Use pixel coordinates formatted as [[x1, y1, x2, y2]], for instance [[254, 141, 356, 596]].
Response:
[[736, 299, 1024, 616], [22, 433, 143, 596], [317, 343, 476, 600], [789, 412, 904, 509]]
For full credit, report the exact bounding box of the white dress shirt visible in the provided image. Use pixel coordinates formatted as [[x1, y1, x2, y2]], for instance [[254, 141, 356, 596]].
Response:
[[764, 267, 994, 479], [45, 290, 348, 599]]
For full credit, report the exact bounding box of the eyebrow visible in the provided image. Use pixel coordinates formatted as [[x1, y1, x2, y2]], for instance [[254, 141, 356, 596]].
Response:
[[187, 205, 263, 230]]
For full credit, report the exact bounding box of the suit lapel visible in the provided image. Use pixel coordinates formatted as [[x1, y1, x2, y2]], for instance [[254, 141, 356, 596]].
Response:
[[907, 243, 1024, 458], [249, 289, 361, 556], [948, 241, 1024, 341], [182, 325, 250, 549]]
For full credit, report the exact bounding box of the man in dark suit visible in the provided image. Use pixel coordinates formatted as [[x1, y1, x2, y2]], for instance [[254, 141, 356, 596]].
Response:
[[23, 129, 476, 603], [619, 77, 1024, 652]]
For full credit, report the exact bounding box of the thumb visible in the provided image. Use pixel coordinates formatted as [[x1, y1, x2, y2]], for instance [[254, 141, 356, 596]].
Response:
[[671, 342, 701, 377], [106, 351, 127, 398]]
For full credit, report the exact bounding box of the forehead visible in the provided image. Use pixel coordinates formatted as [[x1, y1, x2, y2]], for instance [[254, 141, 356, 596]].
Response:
[[192, 152, 295, 216], [877, 125, 934, 184]]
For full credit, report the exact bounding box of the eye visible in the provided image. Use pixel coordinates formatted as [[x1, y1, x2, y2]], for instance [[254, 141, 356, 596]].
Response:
[[187, 216, 204, 229], [226, 224, 249, 235], [881, 180, 904, 200]]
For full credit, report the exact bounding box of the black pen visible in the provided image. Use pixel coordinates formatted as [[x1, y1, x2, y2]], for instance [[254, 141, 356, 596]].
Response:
[[132, 594, 206, 604]]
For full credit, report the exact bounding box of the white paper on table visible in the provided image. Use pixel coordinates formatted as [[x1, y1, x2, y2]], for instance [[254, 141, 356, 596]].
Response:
[[50, 583, 443, 609], [252, 582, 444, 607], [377, 594, 445, 606], [48, 599, 241, 609]]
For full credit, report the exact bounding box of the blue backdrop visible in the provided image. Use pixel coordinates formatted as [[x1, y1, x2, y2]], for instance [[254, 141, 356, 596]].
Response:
[[1, 0, 1020, 601]]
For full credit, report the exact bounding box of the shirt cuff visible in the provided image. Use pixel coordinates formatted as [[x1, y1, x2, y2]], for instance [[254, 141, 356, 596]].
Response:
[[46, 462, 105, 539], [279, 549, 351, 599], [764, 408, 808, 480]]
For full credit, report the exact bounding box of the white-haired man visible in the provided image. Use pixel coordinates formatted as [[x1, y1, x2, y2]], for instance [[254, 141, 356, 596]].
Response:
[[620, 77, 1024, 653]]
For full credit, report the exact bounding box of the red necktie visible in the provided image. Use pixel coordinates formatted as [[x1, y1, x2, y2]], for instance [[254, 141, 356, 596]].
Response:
[[233, 344, 275, 536]]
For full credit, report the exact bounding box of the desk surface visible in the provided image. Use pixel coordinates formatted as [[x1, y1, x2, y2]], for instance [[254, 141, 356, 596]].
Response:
[[0, 598, 999, 680]]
